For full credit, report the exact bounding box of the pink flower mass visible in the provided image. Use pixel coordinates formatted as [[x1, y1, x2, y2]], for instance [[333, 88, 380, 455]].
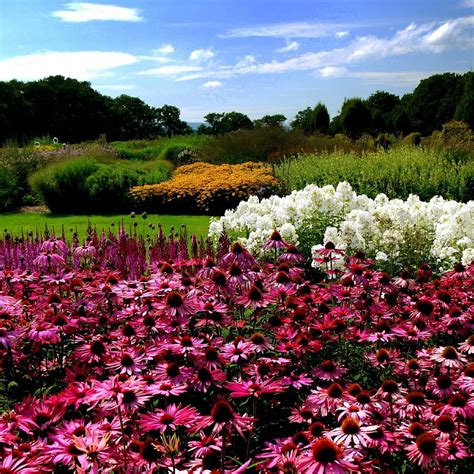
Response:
[[0, 232, 472, 472]]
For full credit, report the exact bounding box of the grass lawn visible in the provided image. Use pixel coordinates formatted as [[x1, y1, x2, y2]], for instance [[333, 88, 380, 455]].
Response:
[[0, 213, 213, 241]]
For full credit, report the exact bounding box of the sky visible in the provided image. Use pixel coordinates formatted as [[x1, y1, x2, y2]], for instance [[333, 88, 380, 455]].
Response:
[[0, 0, 473, 122]]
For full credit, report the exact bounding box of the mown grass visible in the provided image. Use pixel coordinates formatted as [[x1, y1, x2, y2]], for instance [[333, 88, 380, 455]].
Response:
[[0, 213, 212, 242], [274, 146, 474, 202]]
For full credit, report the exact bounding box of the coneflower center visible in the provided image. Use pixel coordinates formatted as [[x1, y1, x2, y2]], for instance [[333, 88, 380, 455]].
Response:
[[341, 418, 360, 434], [312, 437, 339, 463], [416, 433, 437, 455]]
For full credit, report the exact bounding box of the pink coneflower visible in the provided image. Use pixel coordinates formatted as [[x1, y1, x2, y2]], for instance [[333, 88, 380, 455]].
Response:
[[392, 324, 431, 342], [445, 438, 470, 461], [396, 391, 428, 420], [367, 426, 400, 454], [74, 244, 97, 259], [263, 230, 289, 251], [278, 244, 306, 265], [312, 360, 347, 381], [225, 378, 285, 398], [73, 338, 108, 363], [433, 414, 467, 440], [282, 372, 313, 390], [33, 251, 65, 272], [107, 350, 146, 375], [157, 290, 199, 321], [299, 437, 356, 474], [149, 381, 187, 397], [188, 431, 221, 458], [47, 436, 88, 470], [328, 417, 379, 447], [220, 242, 257, 270], [459, 335, 474, 354], [154, 362, 192, 384], [0, 454, 39, 474], [138, 403, 199, 433], [427, 374, 458, 398], [72, 432, 113, 473], [441, 392, 474, 419], [431, 346, 467, 370], [336, 403, 369, 422], [366, 347, 400, 368], [190, 366, 226, 393], [236, 284, 275, 310], [221, 339, 253, 363], [308, 383, 350, 417], [194, 400, 253, 438], [406, 432, 448, 468]]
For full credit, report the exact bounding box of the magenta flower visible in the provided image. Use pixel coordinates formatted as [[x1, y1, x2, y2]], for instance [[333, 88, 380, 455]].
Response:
[[138, 403, 199, 433]]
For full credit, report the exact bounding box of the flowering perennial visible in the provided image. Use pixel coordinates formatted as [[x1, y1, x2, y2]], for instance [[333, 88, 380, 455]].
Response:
[[209, 181, 474, 272], [0, 238, 473, 472], [130, 161, 279, 215]]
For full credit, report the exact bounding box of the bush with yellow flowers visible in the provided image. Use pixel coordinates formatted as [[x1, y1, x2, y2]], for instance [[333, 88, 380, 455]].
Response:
[[130, 161, 279, 214]]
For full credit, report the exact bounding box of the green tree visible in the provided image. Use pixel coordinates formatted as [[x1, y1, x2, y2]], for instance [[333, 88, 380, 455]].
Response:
[[454, 72, 474, 129], [204, 111, 253, 135], [254, 114, 287, 128], [111, 95, 159, 140], [340, 98, 372, 139], [313, 102, 330, 133], [155, 105, 191, 137], [291, 107, 315, 135]]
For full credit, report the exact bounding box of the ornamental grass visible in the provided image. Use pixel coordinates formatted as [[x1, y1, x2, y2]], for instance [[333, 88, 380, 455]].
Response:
[[130, 161, 279, 215]]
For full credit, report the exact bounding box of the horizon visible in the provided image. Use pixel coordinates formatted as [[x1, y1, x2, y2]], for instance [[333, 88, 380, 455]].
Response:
[[1, 1, 473, 121]]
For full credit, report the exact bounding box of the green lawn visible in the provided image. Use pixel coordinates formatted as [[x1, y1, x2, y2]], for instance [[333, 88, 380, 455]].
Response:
[[0, 213, 212, 241]]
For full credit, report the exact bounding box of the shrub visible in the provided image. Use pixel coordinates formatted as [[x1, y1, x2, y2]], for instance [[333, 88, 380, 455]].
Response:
[[29, 155, 171, 213], [130, 162, 279, 215], [403, 132, 422, 146]]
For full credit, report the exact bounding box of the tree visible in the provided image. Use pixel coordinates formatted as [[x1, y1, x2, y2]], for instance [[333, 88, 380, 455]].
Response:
[[454, 72, 474, 129], [204, 111, 253, 135], [110, 95, 159, 140], [155, 105, 191, 137], [291, 107, 315, 134], [313, 103, 330, 134], [340, 98, 372, 139], [391, 107, 412, 136], [254, 114, 287, 128], [404, 73, 464, 135]]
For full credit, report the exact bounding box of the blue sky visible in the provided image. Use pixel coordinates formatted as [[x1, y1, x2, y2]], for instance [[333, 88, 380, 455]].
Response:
[[0, 1, 473, 121]]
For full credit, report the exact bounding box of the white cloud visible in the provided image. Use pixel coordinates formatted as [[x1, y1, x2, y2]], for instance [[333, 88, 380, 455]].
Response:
[[335, 31, 349, 39], [318, 66, 347, 77], [220, 21, 343, 38], [189, 48, 215, 62], [276, 41, 300, 53], [52, 2, 143, 23], [460, 0, 474, 7], [175, 16, 474, 82], [235, 55, 256, 67], [138, 65, 203, 76], [153, 44, 175, 55], [202, 81, 222, 89], [0, 51, 138, 81]]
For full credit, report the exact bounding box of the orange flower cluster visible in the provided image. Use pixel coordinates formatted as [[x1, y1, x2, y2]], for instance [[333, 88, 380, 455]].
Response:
[[130, 161, 279, 214]]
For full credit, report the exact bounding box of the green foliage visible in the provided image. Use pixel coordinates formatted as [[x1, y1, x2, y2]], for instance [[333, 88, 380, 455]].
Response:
[[313, 103, 330, 133], [0, 147, 44, 210], [340, 98, 372, 139], [403, 132, 422, 146], [203, 111, 254, 135], [291, 103, 330, 135], [454, 72, 474, 128], [111, 135, 211, 161], [253, 114, 287, 128], [275, 146, 474, 202], [29, 152, 171, 213]]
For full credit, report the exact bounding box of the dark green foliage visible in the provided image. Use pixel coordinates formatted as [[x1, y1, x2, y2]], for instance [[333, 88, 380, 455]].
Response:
[[392, 107, 413, 136], [455, 72, 474, 129], [290, 103, 330, 135], [253, 114, 287, 128], [313, 103, 330, 134], [29, 153, 171, 213], [340, 98, 372, 139], [155, 105, 192, 137], [405, 73, 465, 135], [203, 111, 254, 135], [0, 167, 19, 212]]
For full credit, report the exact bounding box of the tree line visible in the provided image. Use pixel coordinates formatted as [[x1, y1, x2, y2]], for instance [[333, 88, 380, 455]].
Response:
[[0, 72, 472, 145]]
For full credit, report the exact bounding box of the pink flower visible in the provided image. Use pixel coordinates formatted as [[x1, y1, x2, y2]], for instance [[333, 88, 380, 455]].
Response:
[[225, 378, 285, 398], [405, 432, 448, 468], [263, 230, 289, 251], [328, 418, 379, 447], [138, 403, 199, 433]]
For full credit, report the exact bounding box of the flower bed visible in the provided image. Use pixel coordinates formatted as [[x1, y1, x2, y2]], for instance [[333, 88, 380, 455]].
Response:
[[209, 182, 474, 273], [0, 238, 473, 472], [130, 162, 279, 215]]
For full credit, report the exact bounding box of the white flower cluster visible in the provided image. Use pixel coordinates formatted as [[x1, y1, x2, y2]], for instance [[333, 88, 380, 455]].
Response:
[[208, 182, 474, 271]]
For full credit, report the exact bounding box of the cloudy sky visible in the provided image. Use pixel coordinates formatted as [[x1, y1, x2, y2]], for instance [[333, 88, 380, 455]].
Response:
[[0, 0, 473, 121]]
